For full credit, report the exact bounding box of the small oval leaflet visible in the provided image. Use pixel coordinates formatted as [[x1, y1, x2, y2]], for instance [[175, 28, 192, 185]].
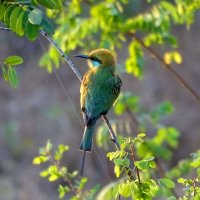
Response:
[[28, 9, 43, 25], [4, 55, 23, 66]]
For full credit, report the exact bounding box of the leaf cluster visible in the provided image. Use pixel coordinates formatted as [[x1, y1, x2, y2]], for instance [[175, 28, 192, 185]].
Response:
[[0, 55, 23, 88], [0, 0, 56, 40], [36, 0, 200, 76], [33, 140, 100, 199]]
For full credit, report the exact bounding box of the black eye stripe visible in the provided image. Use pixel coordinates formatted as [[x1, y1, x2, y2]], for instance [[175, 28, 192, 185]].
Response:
[[90, 57, 102, 64]]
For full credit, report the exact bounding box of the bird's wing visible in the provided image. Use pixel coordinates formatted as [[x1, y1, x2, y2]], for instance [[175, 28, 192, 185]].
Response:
[[80, 72, 122, 126], [110, 75, 122, 100], [80, 70, 94, 125]]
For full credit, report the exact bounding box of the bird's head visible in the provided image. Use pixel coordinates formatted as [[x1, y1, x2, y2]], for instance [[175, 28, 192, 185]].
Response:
[[74, 49, 116, 70]]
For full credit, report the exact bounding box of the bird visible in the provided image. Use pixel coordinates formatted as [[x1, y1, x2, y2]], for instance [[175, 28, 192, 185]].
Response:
[[74, 48, 122, 175]]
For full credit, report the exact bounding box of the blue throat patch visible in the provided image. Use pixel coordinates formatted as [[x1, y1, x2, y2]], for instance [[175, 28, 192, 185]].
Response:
[[91, 60, 100, 67]]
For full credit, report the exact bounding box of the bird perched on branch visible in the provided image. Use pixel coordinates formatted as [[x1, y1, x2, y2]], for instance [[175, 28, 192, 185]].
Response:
[[75, 49, 122, 174]]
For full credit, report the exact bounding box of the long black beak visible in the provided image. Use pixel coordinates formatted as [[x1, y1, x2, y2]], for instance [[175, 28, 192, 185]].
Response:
[[74, 54, 90, 59]]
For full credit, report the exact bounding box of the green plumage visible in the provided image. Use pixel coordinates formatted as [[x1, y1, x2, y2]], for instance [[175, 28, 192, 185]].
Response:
[[80, 50, 122, 152]]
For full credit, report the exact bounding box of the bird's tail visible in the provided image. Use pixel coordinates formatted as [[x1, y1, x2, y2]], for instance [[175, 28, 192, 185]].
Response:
[[80, 124, 96, 152], [80, 124, 96, 175]]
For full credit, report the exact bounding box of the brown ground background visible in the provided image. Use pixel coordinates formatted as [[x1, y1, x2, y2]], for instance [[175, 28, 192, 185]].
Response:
[[0, 12, 200, 200]]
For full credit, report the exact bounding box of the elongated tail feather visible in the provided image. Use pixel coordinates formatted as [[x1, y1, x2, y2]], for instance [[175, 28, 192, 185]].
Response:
[[80, 124, 96, 151], [80, 124, 96, 175], [80, 151, 86, 176]]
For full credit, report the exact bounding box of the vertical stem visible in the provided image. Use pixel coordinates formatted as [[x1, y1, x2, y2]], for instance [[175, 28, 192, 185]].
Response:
[[102, 115, 121, 150], [193, 178, 196, 197], [130, 145, 141, 185]]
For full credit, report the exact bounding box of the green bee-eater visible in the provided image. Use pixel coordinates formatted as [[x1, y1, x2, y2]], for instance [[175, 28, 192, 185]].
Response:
[[75, 49, 122, 174]]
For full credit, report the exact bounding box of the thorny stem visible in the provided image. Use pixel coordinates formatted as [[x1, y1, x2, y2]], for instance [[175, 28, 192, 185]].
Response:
[[129, 32, 200, 105], [0, 26, 120, 151]]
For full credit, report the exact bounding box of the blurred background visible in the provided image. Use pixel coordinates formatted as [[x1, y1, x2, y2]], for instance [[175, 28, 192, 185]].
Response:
[[0, 2, 200, 200]]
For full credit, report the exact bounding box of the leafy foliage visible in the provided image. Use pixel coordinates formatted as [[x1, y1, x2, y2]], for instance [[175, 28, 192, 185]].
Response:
[[0, 55, 23, 88], [33, 140, 100, 199], [0, 0, 56, 40], [40, 0, 199, 74], [1, 0, 200, 199]]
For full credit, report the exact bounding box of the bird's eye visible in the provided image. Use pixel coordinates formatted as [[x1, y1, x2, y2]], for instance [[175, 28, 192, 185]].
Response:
[[90, 57, 102, 64]]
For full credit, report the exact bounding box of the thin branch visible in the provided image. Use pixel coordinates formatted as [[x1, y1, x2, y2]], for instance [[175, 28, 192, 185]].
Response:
[[0, 27, 10, 31], [40, 30, 83, 82], [193, 178, 196, 197], [130, 145, 141, 185], [102, 115, 120, 150], [127, 108, 179, 198], [1, 26, 200, 106], [48, 153, 83, 199], [129, 32, 200, 105], [0, 26, 120, 151]]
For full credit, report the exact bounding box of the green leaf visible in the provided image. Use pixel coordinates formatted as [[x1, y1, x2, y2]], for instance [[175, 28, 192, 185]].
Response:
[[4, 56, 23, 66], [48, 165, 58, 173], [160, 178, 175, 188], [160, 1, 176, 14], [58, 144, 69, 154], [36, 0, 56, 10], [133, 138, 144, 143], [126, 41, 144, 79], [112, 185, 119, 199], [52, 0, 63, 9], [26, 22, 39, 41], [10, 7, 22, 32], [4, 5, 16, 27], [138, 133, 146, 138], [177, 177, 186, 184], [2, 66, 8, 81], [58, 185, 66, 199], [114, 165, 121, 177], [78, 177, 88, 189], [0, 4, 6, 20], [58, 185, 70, 199], [33, 156, 48, 165], [22, 11, 29, 32], [40, 169, 49, 177], [49, 174, 59, 182], [49, 46, 60, 67], [118, 182, 131, 198], [114, 158, 130, 167], [149, 161, 156, 168], [141, 183, 150, 192], [71, 171, 78, 178], [15, 11, 25, 36], [41, 17, 55, 35], [28, 9, 43, 25], [135, 160, 148, 171], [8, 67, 19, 88]]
